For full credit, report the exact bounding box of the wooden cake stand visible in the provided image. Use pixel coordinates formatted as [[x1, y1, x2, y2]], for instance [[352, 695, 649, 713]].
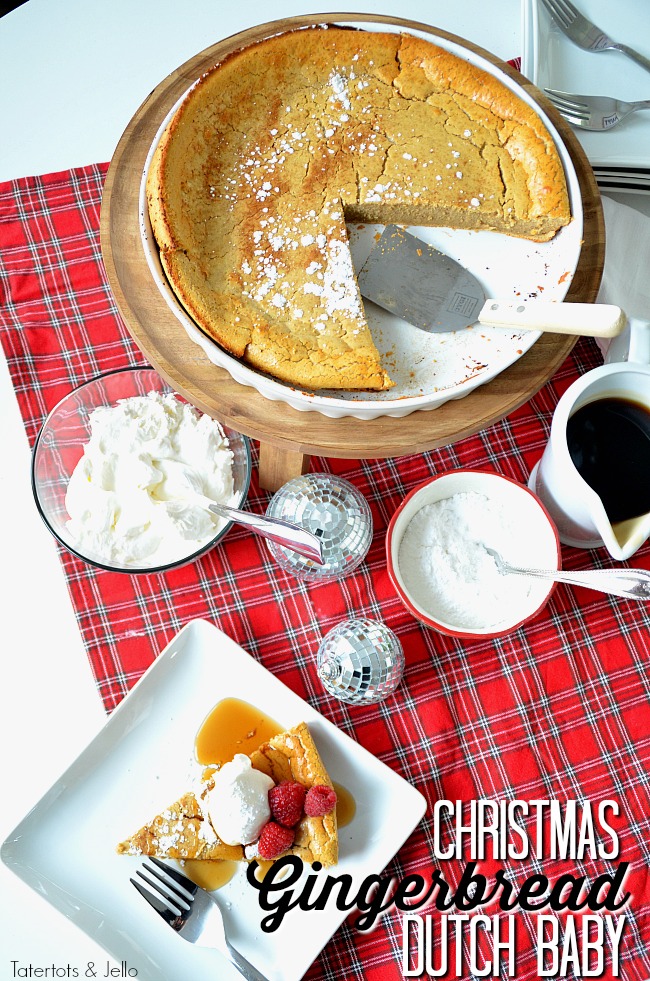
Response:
[[100, 15, 604, 491]]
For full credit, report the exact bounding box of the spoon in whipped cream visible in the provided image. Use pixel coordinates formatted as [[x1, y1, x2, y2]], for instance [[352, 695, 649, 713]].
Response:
[[155, 462, 325, 565]]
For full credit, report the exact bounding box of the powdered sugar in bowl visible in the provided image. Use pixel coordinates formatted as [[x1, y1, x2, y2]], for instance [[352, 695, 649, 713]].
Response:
[[386, 470, 560, 639]]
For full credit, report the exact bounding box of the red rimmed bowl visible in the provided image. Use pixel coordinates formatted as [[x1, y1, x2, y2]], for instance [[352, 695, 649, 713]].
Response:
[[386, 469, 560, 640]]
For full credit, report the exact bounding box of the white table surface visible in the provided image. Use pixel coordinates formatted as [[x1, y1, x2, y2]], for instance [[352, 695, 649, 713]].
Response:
[[0, 0, 647, 975]]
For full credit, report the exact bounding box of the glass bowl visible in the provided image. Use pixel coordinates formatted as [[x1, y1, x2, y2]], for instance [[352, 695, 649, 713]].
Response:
[[386, 469, 560, 640], [31, 366, 252, 573]]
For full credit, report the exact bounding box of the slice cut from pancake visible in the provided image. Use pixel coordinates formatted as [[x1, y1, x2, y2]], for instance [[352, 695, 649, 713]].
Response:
[[117, 722, 338, 867]]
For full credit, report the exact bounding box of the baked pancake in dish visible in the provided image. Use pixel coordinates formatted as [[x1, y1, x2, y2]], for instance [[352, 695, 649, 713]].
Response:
[[147, 27, 571, 391], [117, 722, 338, 867]]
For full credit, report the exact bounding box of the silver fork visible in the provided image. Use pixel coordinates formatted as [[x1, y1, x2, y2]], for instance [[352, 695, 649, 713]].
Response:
[[544, 89, 650, 130], [539, 0, 650, 73], [131, 857, 269, 981]]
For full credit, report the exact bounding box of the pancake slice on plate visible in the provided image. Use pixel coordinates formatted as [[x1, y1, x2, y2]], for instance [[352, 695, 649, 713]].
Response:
[[117, 722, 338, 867]]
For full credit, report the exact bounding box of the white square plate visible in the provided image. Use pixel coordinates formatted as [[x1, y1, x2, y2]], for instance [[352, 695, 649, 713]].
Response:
[[522, 0, 650, 174], [1, 619, 426, 981]]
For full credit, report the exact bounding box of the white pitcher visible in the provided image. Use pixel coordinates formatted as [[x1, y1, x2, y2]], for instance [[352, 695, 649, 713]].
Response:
[[529, 318, 650, 561]]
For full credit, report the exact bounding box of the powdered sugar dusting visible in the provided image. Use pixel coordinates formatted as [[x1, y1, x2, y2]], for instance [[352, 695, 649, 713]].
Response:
[[329, 71, 351, 111], [322, 239, 362, 317]]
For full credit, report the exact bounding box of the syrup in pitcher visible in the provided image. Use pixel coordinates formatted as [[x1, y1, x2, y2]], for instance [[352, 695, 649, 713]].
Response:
[[566, 396, 650, 523]]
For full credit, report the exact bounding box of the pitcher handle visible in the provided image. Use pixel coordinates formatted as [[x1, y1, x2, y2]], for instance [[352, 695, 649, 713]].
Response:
[[605, 316, 650, 365]]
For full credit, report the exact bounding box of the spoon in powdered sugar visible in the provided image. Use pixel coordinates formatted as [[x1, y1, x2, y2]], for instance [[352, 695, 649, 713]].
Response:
[[154, 462, 325, 565], [485, 547, 650, 601]]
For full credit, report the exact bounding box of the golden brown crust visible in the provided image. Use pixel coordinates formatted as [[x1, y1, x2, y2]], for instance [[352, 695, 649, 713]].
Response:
[[117, 722, 338, 868], [148, 27, 571, 391]]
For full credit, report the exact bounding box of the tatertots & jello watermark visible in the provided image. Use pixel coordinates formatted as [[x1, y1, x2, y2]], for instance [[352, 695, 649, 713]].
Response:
[[9, 963, 138, 978]]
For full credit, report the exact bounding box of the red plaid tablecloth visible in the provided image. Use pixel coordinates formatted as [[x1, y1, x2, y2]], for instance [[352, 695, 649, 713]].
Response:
[[2, 164, 650, 981]]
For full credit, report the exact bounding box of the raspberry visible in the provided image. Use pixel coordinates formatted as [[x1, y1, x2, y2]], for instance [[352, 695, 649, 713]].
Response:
[[304, 784, 338, 817], [257, 821, 295, 860], [269, 781, 306, 827]]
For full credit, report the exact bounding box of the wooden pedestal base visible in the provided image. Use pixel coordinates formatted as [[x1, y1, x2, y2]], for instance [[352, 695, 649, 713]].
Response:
[[257, 444, 311, 492]]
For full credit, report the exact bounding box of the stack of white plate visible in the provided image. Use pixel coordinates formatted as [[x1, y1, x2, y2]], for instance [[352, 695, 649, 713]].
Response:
[[522, 0, 650, 194]]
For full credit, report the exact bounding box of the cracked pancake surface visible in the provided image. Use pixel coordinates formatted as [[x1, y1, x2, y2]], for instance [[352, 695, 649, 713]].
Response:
[[147, 28, 571, 391]]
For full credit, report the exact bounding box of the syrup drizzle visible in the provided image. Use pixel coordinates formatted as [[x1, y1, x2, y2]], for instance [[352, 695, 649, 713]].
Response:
[[333, 781, 356, 828], [195, 696, 283, 765]]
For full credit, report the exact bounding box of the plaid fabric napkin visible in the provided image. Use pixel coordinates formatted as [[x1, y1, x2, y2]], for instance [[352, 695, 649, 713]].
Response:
[[2, 164, 650, 980]]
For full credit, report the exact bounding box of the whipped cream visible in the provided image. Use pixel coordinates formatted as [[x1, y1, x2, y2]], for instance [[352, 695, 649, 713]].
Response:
[[206, 754, 274, 846], [65, 391, 237, 567]]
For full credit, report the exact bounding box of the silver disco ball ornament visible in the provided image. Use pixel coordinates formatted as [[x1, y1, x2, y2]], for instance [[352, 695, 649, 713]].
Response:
[[265, 473, 372, 581], [317, 618, 405, 705]]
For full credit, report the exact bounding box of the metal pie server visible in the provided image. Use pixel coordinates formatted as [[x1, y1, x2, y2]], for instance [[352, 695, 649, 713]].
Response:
[[357, 225, 625, 338]]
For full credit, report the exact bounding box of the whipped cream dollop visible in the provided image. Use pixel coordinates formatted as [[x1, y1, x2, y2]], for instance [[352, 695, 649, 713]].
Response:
[[206, 754, 274, 846], [65, 391, 237, 567]]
